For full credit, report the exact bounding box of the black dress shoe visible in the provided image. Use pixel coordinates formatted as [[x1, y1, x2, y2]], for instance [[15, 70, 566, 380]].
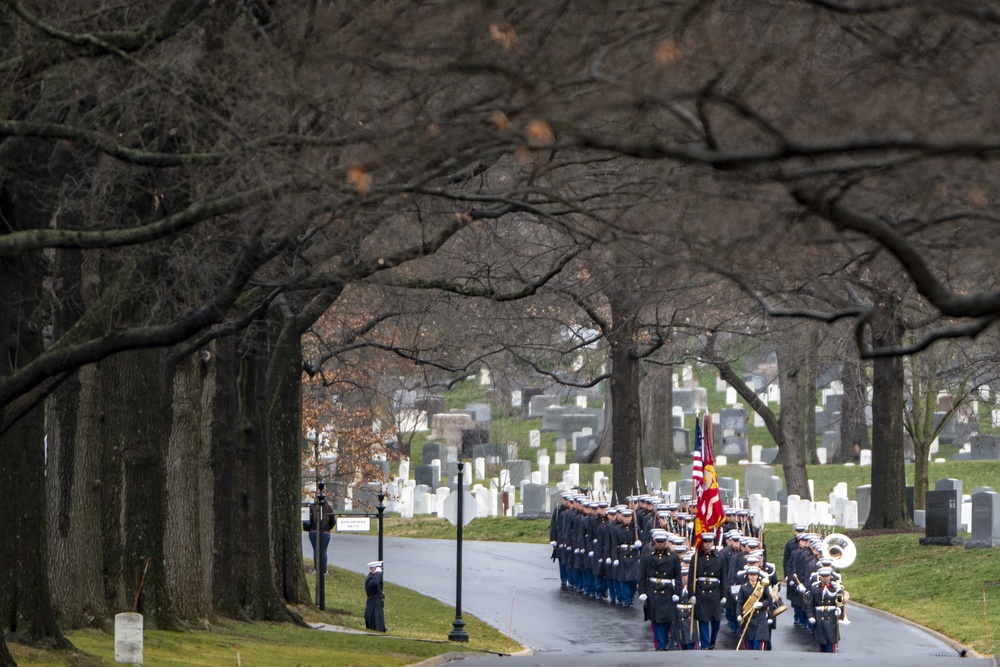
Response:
[[709, 644, 715, 650]]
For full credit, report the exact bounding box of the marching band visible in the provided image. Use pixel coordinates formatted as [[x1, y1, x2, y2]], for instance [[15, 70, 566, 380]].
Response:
[[549, 493, 850, 652]]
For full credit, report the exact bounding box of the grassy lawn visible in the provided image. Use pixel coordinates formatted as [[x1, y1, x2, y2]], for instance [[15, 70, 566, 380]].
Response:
[[10, 565, 520, 667]]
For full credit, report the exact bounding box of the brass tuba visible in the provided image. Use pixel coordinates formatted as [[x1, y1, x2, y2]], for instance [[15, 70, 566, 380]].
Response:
[[821, 533, 857, 569]]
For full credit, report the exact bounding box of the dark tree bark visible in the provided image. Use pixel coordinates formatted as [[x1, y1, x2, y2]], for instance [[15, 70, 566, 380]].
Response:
[[641, 363, 678, 470], [212, 333, 295, 621], [265, 309, 311, 606], [0, 140, 72, 653], [865, 297, 909, 529], [802, 328, 820, 466], [102, 349, 177, 627], [163, 351, 213, 620], [776, 347, 811, 499], [607, 303, 644, 503], [835, 348, 869, 464]]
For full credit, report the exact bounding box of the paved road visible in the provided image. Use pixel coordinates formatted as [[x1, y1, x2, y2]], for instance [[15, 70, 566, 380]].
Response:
[[307, 533, 987, 666]]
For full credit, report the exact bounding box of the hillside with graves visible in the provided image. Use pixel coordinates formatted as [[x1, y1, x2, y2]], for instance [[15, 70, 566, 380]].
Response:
[[315, 362, 1000, 548]]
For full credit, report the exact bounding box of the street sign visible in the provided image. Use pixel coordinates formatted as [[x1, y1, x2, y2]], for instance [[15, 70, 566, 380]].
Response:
[[336, 516, 371, 532]]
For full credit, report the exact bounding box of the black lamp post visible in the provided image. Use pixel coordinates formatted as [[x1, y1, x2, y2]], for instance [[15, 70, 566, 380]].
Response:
[[448, 458, 469, 642], [376, 490, 385, 562], [315, 480, 326, 611]]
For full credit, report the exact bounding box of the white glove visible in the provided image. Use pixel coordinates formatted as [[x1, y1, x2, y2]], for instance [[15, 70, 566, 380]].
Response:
[[798, 584, 806, 593], [736, 615, 742, 624], [767, 618, 773, 626], [834, 608, 841, 618], [808, 617, 816, 625], [730, 585, 740, 595], [588, 551, 594, 557], [672, 595, 680, 602], [689, 596, 697, 604], [634, 540, 643, 548], [638, 594, 648, 601], [550, 541, 557, 546], [593, 539, 599, 544], [753, 601, 763, 609], [613, 560, 620, 567], [605, 558, 611, 565], [720, 597, 727, 604]]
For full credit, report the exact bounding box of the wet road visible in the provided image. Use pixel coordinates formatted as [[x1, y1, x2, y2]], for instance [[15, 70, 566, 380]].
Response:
[[308, 533, 987, 666]]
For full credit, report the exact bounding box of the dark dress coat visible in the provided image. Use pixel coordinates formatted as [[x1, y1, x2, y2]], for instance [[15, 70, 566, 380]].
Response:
[[364, 570, 386, 632], [637, 548, 683, 623], [805, 580, 841, 645], [691, 547, 727, 622], [736, 579, 773, 643]]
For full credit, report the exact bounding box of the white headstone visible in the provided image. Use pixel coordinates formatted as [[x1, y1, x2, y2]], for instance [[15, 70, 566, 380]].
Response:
[[593, 471, 605, 491], [786, 494, 801, 524], [529, 429, 541, 448], [599, 456, 611, 465], [751, 445, 762, 463], [538, 456, 550, 484], [667, 481, 677, 502], [716, 377, 727, 393], [962, 497, 973, 532], [473, 486, 489, 518], [682, 365, 693, 383], [511, 390, 522, 407], [530, 471, 541, 484], [753, 411, 764, 427], [767, 385, 780, 404], [843, 501, 859, 529], [569, 463, 580, 487], [576, 395, 588, 408], [555, 451, 566, 465], [808, 479, 815, 500], [929, 438, 939, 455], [716, 455, 728, 466], [115, 612, 143, 665], [401, 485, 414, 518], [673, 405, 684, 418], [726, 386, 738, 406], [767, 499, 781, 523], [398, 459, 410, 481], [816, 447, 827, 465], [992, 408, 1000, 427], [479, 367, 492, 385], [474, 457, 485, 480], [859, 449, 872, 466]]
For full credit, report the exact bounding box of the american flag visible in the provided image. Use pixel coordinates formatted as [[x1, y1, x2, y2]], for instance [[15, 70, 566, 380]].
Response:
[[692, 413, 724, 549]]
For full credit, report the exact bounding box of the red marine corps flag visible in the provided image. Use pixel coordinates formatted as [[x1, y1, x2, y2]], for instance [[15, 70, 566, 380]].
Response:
[[692, 412, 725, 550]]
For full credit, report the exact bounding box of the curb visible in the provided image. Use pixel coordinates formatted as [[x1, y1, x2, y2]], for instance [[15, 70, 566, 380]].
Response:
[[850, 600, 981, 659], [408, 648, 532, 667]]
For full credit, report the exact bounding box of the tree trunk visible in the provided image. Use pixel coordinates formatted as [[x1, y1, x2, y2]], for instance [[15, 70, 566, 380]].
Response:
[[865, 298, 909, 529], [163, 352, 213, 620], [47, 234, 107, 629], [776, 346, 811, 499], [834, 348, 869, 463], [101, 349, 177, 627], [265, 311, 311, 606], [48, 365, 107, 629], [0, 143, 72, 651], [802, 328, 820, 466], [607, 312, 643, 503], [641, 363, 678, 470], [212, 334, 295, 621]]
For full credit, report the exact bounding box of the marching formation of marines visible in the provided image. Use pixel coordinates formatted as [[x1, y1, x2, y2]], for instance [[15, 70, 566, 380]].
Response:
[[550, 494, 848, 652]]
